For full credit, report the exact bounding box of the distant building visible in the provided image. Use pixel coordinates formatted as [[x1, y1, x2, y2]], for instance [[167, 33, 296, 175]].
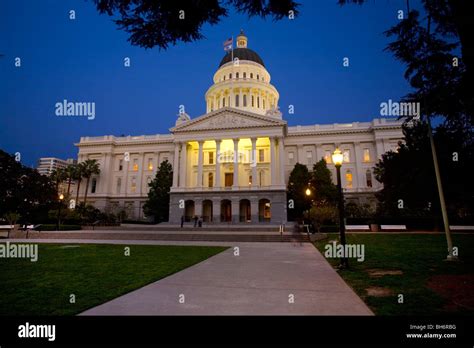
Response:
[[37, 157, 76, 176]]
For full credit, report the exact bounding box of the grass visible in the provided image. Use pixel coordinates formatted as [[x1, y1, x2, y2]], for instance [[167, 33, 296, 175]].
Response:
[[314, 233, 474, 315], [0, 243, 227, 315]]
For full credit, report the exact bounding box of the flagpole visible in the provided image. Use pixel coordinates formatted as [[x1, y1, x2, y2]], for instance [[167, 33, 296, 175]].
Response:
[[231, 35, 234, 108]]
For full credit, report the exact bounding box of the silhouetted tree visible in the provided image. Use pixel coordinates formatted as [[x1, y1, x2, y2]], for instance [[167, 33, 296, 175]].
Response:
[[143, 160, 173, 223]]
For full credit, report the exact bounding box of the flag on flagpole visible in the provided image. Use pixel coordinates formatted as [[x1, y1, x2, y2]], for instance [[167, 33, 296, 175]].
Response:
[[223, 37, 233, 51]]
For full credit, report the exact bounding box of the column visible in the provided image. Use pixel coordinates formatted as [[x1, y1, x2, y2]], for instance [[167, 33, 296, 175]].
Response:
[[297, 144, 304, 164], [270, 137, 277, 186], [278, 137, 285, 186], [213, 199, 221, 223], [197, 140, 204, 188], [354, 142, 364, 190], [251, 137, 258, 188], [250, 198, 259, 223], [215, 140, 221, 188], [172, 143, 180, 188], [179, 142, 187, 188], [137, 152, 145, 194], [375, 139, 384, 159], [233, 138, 239, 188]]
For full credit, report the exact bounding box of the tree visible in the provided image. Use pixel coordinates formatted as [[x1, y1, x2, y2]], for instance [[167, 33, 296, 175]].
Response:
[[307, 203, 337, 233], [64, 164, 78, 198], [310, 159, 338, 205], [75, 162, 85, 206], [81, 160, 101, 205], [50, 167, 66, 194], [143, 160, 173, 223], [3, 212, 20, 238], [287, 163, 311, 221], [92, 0, 299, 49], [0, 150, 56, 223]]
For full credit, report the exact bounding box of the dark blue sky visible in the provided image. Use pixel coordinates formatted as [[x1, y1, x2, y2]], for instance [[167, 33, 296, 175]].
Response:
[[0, 0, 422, 167]]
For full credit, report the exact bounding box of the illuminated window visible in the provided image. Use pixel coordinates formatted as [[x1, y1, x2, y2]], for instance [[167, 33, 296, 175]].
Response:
[[133, 159, 138, 171], [208, 172, 214, 187], [366, 169, 373, 187], [259, 149, 265, 162], [343, 149, 350, 163], [363, 148, 370, 162], [249, 175, 252, 186], [116, 177, 121, 193], [324, 150, 332, 163], [345, 170, 353, 189], [131, 177, 137, 193], [147, 158, 153, 171], [208, 151, 214, 165]]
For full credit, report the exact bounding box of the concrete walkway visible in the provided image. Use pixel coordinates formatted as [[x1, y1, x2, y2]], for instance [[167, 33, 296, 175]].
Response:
[[10, 238, 372, 315]]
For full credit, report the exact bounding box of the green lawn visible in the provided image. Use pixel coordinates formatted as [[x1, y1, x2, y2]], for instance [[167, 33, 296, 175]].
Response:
[[0, 243, 227, 315], [314, 233, 474, 315]]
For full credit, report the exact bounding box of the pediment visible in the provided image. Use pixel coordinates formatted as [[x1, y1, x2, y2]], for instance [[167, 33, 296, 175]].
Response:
[[170, 108, 286, 133]]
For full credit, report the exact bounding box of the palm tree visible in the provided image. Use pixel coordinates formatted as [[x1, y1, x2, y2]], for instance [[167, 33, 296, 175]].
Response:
[[75, 162, 85, 206], [64, 164, 77, 197], [50, 168, 66, 194], [81, 159, 101, 205]]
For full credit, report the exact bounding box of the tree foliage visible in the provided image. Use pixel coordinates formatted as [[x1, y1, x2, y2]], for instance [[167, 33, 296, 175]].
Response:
[[92, 0, 300, 49], [143, 160, 173, 223], [310, 159, 337, 205], [287, 163, 311, 221]]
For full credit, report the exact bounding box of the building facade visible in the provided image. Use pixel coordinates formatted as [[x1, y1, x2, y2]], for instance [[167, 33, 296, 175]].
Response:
[[37, 157, 76, 176], [75, 31, 404, 224]]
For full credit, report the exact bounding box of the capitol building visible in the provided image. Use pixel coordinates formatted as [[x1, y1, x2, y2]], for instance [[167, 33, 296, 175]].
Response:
[[75, 31, 403, 224]]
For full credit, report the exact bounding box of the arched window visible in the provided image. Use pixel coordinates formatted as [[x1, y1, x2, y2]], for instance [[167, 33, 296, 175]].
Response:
[[366, 169, 373, 188], [250, 73, 253, 79], [257, 96, 260, 108], [208, 172, 214, 187], [243, 72, 246, 78], [229, 73, 232, 79], [345, 170, 353, 189], [243, 95, 247, 107], [222, 98, 225, 107], [251, 95, 255, 107], [235, 94, 239, 107]]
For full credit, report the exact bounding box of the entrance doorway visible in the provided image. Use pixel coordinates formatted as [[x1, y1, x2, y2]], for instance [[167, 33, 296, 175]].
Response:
[[221, 199, 232, 222], [239, 199, 251, 222], [224, 173, 233, 187]]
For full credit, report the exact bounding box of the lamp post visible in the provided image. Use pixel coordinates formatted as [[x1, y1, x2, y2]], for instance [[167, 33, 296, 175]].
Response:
[[332, 148, 349, 269], [57, 193, 64, 231]]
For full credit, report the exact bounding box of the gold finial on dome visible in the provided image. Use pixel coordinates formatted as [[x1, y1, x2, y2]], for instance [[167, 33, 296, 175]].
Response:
[[236, 29, 247, 48]]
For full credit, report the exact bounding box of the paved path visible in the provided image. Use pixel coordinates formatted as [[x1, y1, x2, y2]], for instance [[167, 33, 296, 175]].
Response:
[[22, 239, 371, 316]]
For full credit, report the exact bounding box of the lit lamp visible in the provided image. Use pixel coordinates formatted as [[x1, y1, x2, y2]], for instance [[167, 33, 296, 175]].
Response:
[[57, 193, 64, 231], [332, 148, 349, 269], [305, 188, 311, 196]]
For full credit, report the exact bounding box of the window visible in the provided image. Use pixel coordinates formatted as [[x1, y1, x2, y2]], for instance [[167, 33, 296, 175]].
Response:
[[345, 170, 353, 189], [235, 94, 239, 107], [118, 159, 123, 171], [208, 151, 214, 165], [257, 74, 259, 80], [243, 72, 246, 78], [249, 175, 252, 186], [208, 172, 214, 187], [306, 151, 313, 164], [343, 149, 350, 163], [229, 73, 232, 79], [251, 96, 255, 107], [236, 72, 239, 79], [363, 148, 370, 162], [116, 178, 121, 193], [223, 75, 226, 80], [259, 149, 265, 162], [243, 95, 247, 107], [366, 169, 373, 187], [257, 96, 260, 108], [91, 178, 97, 193], [147, 158, 153, 171], [288, 152, 294, 164], [250, 73, 253, 79], [263, 99, 265, 109], [211, 101, 214, 111], [222, 97, 225, 107], [131, 177, 137, 193], [133, 159, 138, 171], [262, 77, 265, 82], [324, 150, 332, 163]]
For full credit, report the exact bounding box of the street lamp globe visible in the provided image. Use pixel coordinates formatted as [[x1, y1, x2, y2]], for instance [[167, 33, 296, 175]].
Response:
[[332, 148, 344, 167], [305, 188, 311, 196], [59, 193, 64, 201]]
